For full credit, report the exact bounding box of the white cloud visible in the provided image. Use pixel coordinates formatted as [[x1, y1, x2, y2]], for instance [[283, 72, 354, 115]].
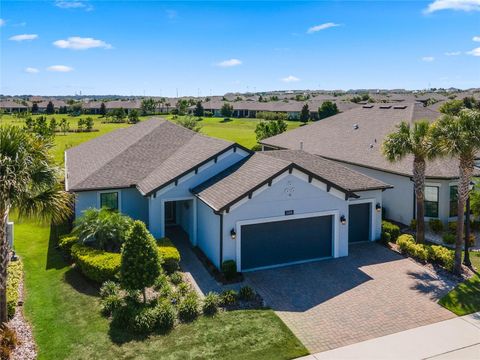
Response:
[[9, 34, 38, 41], [473, 36, 480, 42], [25, 67, 39, 74], [47, 65, 74, 72], [424, 0, 480, 13], [307, 22, 341, 34], [467, 47, 480, 56], [445, 51, 461, 56], [55, 1, 93, 11], [0, 19, 5, 27], [281, 75, 300, 83], [421, 56, 435, 62], [216, 58, 242, 68], [53, 37, 112, 50]]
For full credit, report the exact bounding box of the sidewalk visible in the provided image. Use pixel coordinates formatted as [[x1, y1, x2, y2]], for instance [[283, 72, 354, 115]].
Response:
[[299, 312, 480, 360]]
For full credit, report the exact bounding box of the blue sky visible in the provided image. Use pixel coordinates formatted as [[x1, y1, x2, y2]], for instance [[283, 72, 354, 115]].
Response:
[[1, 0, 479, 96]]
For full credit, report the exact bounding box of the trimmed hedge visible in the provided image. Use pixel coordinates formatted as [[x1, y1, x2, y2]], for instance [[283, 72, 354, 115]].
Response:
[[157, 238, 180, 273], [7, 260, 23, 319], [71, 244, 121, 283], [381, 221, 400, 244], [58, 235, 78, 255]]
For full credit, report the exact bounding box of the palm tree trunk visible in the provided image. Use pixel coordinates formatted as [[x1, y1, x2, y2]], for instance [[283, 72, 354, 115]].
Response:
[[454, 154, 475, 274], [413, 158, 426, 244], [0, 209, 10, 324]]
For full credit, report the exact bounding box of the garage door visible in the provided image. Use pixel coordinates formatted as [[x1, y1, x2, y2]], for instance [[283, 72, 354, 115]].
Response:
[[240, 215, 333, 271], [348, 203, 371, 243]]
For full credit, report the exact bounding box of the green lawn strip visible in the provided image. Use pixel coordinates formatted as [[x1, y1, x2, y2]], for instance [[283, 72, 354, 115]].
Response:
[[439, 252, 480, 315]]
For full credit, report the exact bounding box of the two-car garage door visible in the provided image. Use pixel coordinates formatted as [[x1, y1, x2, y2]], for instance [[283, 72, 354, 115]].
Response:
[[240, 215, 333, 271]]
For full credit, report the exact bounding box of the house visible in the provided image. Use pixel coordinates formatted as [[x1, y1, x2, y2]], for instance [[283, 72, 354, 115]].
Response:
[[260, 103, 480, 226], [65, 118, 390, 272], [0, 100, 29, 113]]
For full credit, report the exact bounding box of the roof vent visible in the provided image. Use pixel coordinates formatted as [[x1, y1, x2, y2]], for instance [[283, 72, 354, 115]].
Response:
[[369, 144, 374, 149], [300, 141, 304, 150], [353, 124, 359, 130], [379, 105, 392, 109], [393, 105, 408, 109], [362, 105, 374, 108]]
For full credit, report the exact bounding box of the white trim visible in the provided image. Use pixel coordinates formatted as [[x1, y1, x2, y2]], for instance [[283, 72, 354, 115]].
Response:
[[64, 153, 69, 191], [348, 198, 376, 241], [425, 182, 442, 187], [97, 190, 122, 212], [235, 210, 340, 272], [160, 196, 197, 246]]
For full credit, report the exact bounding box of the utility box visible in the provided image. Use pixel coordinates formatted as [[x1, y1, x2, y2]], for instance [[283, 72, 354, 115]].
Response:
[[6, 222, 14, 248]]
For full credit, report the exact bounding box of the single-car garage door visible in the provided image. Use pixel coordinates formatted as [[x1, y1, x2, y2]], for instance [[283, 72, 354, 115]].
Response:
[[240, 215, 333, 271], [348, 203, 371, 243]]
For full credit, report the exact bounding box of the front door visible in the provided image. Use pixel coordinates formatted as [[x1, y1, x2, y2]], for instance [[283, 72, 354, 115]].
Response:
[[165, 201, 176, 226], [348, 203, 371, 243]]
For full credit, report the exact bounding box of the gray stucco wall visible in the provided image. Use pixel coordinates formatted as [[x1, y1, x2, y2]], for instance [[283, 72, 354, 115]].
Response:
[[196, 199, 221, 268]]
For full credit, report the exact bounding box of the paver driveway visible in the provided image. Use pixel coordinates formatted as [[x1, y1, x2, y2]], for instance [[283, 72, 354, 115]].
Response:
[[244, 242, 456, 353]]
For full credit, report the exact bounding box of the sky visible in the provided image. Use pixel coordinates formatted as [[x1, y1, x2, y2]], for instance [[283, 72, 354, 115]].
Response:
[[1, 0, 479, 96]]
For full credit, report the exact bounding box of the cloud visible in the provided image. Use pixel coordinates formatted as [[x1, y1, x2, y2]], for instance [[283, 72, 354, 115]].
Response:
[[216, 59, 242, 67], [166, 10, 177, 19], [473, 36, 480, 42], [424, 0, 480, 13], [421, 56, 435, 62], [25, 67, 39, 74], [0, 19, 5, 27], [281, 75, 300, 83], [307, 22, 341, 34], [445, 51, 461, 56], [9, 34, 38, 41], [55, 1, 93, 11], [467, 47, 480, 56], [47, 65, 74, 72], [53, 37, 112, 50]]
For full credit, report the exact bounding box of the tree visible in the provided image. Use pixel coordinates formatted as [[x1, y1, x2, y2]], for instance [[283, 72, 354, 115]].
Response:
[[463, 96, 480, 111], [299, 104, 310, 124], [31, 103, 39, 114], [439, 99, 464, 116], [141, 98, 156, 115], [99, 102, 107, 116], [318, 101, 339, 120], [128, 109, 139, 124], [59, 118, 70, 135], [120, 221, 161, 303], [0, 126, 71, 323], [220, 103, 233, 118], [194, 101, 204, 117], [431, 109, 480, 274], [85, 117, 94, 131], [46, 101, 55, 115], [382, 121, 435, 244], [176, 116, 202, 132], [176, 99, 189, 115], [255, 119, 287, 141]]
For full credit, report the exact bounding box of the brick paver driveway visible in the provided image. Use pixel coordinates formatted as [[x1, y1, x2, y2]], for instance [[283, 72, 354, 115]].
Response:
[[244, 242, 456, 353]]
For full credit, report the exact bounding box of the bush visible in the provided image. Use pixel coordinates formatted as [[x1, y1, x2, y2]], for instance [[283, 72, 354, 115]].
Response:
[[131, 306, 158, 334], [221, 260, 237, 280], [381, 231, 391, 245], [101, 293, 124, 316], [382, 221, 400, 243], [153, 273, 169, 291], [220, 289, 238, 306], [169, 271, 183, 285], [0, 325, 19, 360], [202, 292, 220, 316], [409, 243, 429, 262], [71, 243, 120, 283], [154, 300, 176, 332], [410, 219, 417, 231], [448, 221, 457, 234], [100, 281, 121, 299], [442, 233, 455, 245], [158, 282, 173, 299], [178, 293, 200, 322], [157, 238, 180, 273], [397, 234, 415, 252], [58, 235, 78, 255], [429, 245, 455, 271], [6, 260, 22, 319], [239, 286, 255, 301], [429, 219, 444, 233]]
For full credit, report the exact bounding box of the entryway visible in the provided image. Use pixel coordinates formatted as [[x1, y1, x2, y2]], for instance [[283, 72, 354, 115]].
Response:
[[163, 198, 195, 244]]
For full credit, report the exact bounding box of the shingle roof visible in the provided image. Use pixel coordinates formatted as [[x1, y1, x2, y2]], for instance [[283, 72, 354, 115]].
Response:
[[261, 103, 476, 179], [192, 150, 390, 212], [65, 118, 235, 194]]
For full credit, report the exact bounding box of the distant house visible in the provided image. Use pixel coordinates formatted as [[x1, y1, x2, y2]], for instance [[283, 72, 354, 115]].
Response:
[[36, 100, 68, 113], [261, 103, 480, 226], [66, 119, 390, 272], [0, 100, 28, 113]]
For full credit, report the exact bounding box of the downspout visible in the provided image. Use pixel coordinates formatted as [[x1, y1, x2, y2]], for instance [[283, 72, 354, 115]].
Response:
[[219, 212, 223, 267]]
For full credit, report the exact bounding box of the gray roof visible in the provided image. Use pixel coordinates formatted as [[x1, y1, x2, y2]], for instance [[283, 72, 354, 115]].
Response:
[[0, 100, 28, 109], [193, 150, 390, 212], [261, 103, 476, 179], [66, 118, 235, 195]]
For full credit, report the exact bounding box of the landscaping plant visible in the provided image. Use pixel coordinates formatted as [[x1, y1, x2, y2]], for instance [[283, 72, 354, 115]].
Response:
[[202, 292, 220, 316]]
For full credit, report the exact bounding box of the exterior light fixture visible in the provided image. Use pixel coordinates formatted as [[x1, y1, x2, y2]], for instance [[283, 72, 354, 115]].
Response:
[[340, 215, 347, 225], [376, 203, 382, 212], [230, 228, 236, 240]]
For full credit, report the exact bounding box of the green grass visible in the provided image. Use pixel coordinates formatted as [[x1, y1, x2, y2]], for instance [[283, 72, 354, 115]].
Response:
[[439, 251, 480, 316]]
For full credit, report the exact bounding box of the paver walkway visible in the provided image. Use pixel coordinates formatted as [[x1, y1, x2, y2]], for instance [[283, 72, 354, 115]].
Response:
[[245, 242, 456, 353]]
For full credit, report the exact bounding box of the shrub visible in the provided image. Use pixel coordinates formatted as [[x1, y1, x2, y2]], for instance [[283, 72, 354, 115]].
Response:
[[202, 292, 220, 316], [429, 245, 455, 271], [153, 273, 169, 291], [381, 231, 391, 245], [6, 260, 23, 319], [397, 234, 415, 252], [177, 282, 190, 296], [409, 243, 429, 262], [467, 233, 476, 247], [428, 219, 444, 233], [221, 260, 237, 280], [410, 219, 417, 231], [239, 286, 255, 301], [169, 271, 183, 285], [101, 293, 124, 316], [131, 306, 158, 334], [220, 289, 238, 306], [71, 244, 120, 283], [178, 293, 200, 322], [157, 238, 180, 273], [448, 221, 457, 234], [442, 233, 455, 245], [58, 235, 78, 255], [100, 281, 121, 299], [382, 221, 400, 243], [0, 325, 19, 360], [158, 282, 173, 299], [154, 300, 176, 332]]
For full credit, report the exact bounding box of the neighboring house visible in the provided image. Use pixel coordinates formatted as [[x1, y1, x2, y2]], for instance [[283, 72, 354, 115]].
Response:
[[65, 118, 390, 272], [261, 103, 480, 226], [0, 100, 29, 113]]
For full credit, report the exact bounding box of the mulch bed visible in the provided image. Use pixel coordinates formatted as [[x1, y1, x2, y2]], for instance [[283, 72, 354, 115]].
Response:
[[191, 247, 244, 285]]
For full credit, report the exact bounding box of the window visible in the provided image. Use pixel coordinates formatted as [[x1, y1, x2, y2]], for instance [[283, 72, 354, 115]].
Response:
[[100, 192, 119, 210], [424, 186, 439, 218], [449, 185, 458, 217]]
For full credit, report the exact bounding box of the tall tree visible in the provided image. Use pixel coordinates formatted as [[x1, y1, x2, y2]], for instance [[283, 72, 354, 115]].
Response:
[[299, 104, 310, 123], [382, 121, 435, 244], [194, 101, 204, 117], [141, 98, 156, 115], [431, 109, 480, 274], [255, 119, 287, 141], [318, 101, 339, 120], [99, 102, 107, 116], [45, 101, 55, 115], [31, 103, 39, 114], [0, 126, 71, 323], [220, 103, 233, 118]]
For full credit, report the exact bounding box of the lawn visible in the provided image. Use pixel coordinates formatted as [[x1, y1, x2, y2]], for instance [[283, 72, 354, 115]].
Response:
[[439, 251, 480, 316]]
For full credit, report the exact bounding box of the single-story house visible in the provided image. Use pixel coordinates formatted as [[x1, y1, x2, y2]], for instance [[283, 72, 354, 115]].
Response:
[[0, 100, 29, 113], [65, 118, 390, 272], [261, 103, 480, 226]]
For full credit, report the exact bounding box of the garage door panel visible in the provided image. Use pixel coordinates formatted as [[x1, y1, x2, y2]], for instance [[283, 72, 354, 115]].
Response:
[[241, 216, 333, 271], [348, 203, 371, 243]]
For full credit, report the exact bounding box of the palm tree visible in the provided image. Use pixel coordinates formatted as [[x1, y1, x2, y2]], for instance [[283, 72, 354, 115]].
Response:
[[0, 126, 72, 323], [382, 121, 435, 244], [431, 109, 480, 274]]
